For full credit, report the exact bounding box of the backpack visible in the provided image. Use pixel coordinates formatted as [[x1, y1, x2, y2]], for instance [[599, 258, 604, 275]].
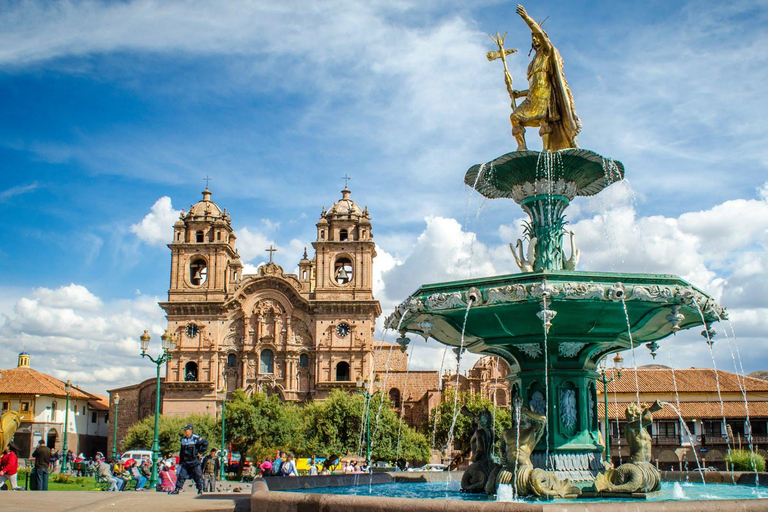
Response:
[[271, 459, 283, 476], [281, 460, 293, 476]]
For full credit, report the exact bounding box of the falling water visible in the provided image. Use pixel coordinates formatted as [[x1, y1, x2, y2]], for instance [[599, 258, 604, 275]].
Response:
[[358, 327, 391, 457], [611, 380, 623, 466], [541, 295, 552, 470], [662, 338, 705, 483], [694, 303, 732, 460], [513, 397, 522, 500], [370, 316, 406, 453], [659, 400, 706, 484], [395, 344, 417, 460], [715, 311, 759, 482], [619, 296, 642, 421], [496, 484, 514, 502], [445, 298, 474, 464], [431, 346, 450, 451], [491, 356, 501, 459]]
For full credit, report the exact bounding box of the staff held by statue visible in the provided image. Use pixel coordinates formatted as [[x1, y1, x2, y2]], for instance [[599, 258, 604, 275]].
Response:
[[487, 32, 518, 109]]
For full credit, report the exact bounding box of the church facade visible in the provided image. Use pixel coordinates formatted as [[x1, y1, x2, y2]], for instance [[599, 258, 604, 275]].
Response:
[[157, 186, 383, 415]]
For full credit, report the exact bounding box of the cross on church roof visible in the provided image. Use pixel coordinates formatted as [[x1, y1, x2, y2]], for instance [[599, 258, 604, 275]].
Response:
[[203, 175, 212, 188], [265, 244, 278, 263], [341, 173, 351, 188]]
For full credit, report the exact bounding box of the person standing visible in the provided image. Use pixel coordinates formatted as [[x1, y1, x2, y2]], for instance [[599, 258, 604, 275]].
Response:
[[0, 443, 20, 490], [202, 448, 220, 492], [308, 456, 318, 476], [169, 424, 208, 495], [31, 439, 52, 491], [280, 453, 298, 476]]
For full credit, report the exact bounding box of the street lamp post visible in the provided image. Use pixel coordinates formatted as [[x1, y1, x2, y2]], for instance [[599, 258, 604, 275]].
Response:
[[140, 329, 176, 489], [112, 393, 121, 462], [598, 353, 623, 463], [61, 380, 73, 473], [218, 375, 228, 480], [356, 375, 382, 469]]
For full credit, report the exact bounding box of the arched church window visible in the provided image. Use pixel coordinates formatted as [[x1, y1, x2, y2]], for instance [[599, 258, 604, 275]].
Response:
[[184, 362, 198, 382], [190, 259, 208, 286], [335, 361, 350, 382], [217, 231, 221, 241], [339, 229, 348, 241], [260, 349, 274, 374], [227, 353, 237, 367], [299, 354, 309, 368], [196, 231, 204, 243], [334, 257, 353, 285], [389, 388, 401, 409], [320, 230, 325, 240]]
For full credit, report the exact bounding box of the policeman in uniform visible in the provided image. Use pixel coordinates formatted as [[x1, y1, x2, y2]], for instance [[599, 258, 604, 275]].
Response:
[[169, 424, 209, 495]]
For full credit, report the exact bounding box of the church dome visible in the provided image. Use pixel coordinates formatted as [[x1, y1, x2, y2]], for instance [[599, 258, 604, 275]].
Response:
[[326, 187, 364, 219], [185, 188, 226, 221]]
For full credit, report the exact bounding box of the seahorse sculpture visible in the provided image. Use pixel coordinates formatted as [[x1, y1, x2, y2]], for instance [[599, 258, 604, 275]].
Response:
[[0, 411, 21, 450], [510, 237, 537, 273], [486, 400, 580, 498], [562, 231, 580, 271], [460, 407, 499, 493], [594, 401, 663, 493]]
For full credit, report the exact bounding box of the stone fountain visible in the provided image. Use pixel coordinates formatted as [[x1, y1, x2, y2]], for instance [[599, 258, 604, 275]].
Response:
[[385, 4, 727, 499]]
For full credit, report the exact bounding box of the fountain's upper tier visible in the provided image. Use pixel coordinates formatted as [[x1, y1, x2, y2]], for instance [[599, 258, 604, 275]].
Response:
[[465, 148, 624, 203], [385, 271, 726, 364]]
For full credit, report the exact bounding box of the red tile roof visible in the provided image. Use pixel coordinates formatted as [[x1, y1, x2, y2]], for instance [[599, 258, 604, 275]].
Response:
[[0, 367, 95, 400], [599, 368, 768, 394], [599, 400, 768, 420]]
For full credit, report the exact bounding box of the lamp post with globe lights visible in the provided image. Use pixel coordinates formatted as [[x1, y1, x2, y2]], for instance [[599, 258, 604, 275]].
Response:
[[140, 329, 176, 489], [356, 374, 382, 469], [599, 353, 623, 463], [61, 380, 73, 473], [111, 393, 120, 462]]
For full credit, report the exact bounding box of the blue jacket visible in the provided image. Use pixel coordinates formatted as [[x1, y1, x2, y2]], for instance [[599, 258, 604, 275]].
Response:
[[179, 434, 209, 464]]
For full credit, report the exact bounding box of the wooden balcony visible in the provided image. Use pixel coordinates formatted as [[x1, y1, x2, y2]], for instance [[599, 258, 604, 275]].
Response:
[[653, 435, 681, 446]]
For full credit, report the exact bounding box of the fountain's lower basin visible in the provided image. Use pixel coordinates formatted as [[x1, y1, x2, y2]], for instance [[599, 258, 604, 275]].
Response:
[[251, 472, 768, 511]]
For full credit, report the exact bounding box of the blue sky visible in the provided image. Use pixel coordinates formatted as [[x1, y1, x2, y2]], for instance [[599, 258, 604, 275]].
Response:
[[2, 0, 768, 394]]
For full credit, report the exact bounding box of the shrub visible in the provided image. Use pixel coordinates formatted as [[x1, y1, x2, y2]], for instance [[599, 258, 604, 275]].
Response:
[[725, 449, 766, 472]]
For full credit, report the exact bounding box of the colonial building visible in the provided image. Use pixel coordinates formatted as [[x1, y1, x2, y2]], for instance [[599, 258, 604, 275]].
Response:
[[110, 186, 442, 451], [0, 352, 109, 458], [598, 365, 768, 471], [442, 356, 511, 408]]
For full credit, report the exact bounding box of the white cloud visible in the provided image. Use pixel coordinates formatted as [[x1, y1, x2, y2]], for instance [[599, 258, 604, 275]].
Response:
[[33, 283, 103, 311], [0, 285, 166, 394], [130, 196, 179, 247]]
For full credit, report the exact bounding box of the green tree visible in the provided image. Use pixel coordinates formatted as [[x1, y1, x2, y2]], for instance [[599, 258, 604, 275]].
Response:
[[123, 413, 220, 456], [225, 389, 304, 462]]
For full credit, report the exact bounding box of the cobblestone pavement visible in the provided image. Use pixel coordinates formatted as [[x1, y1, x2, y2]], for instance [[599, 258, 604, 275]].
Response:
[[0, 485, 251, 512]]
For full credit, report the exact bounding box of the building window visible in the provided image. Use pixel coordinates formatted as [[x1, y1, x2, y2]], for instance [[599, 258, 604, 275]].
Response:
[[91, 411, 98, 423], [751, 420, 768, 436], [190, 259, 208, 286], [185, 362, 199, 382], [703, 421, 722, 436], [20, 402, 29, 412], [217, 231, 221, 241], [657, 421, 677, 437], [260, 350, 274, 374], [186, 323, 199, 337], [82, 406, 86, 415], [302, 270, 308, 280], [51, 401, 57, 422], [389, 388, 401, 409], [176, 233, 181, 241], [339, 229, 349, 241], [320, 230, 325, 240], [299, 354, 309, 368], [335, 361, 350, 382], [2, 401, 10, 412], [196, 231, 204, 243], [334, 257, 353, 284], [227, 353, 237, 367], [727, 420, 745, 436]]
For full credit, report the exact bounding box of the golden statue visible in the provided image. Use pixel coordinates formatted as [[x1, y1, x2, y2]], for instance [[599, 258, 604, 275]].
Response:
[[594, 401, 663, 493], [0, 411, 21, 452], [491, 5, 581, 152], [486, 399, 579, 498]]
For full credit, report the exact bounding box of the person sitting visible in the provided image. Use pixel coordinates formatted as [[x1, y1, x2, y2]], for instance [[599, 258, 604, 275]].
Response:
[[128, 460, 148, 490], [95, 455, 124, 492], [158, 462, 177, 492]]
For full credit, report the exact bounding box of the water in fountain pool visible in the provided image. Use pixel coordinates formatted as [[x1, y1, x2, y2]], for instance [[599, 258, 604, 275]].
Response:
[[284, 481, 768, 503]]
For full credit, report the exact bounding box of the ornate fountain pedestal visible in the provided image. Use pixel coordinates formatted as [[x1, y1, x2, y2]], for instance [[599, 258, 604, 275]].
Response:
[[386, 149, 726, 496]]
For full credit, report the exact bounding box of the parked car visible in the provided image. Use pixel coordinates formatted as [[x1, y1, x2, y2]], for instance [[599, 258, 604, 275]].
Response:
[[411, 463, 447, 472], [120, 450, 153, 462]]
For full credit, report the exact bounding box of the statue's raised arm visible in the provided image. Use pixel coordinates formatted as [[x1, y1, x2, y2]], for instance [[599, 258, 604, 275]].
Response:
[[516, 5, 551, 53]]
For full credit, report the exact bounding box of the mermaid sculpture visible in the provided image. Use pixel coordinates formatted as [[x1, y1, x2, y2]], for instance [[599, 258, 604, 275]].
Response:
[[486, 397, 580, 498], [594, 401, 663, 493], [460, 407, 499, 493]]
